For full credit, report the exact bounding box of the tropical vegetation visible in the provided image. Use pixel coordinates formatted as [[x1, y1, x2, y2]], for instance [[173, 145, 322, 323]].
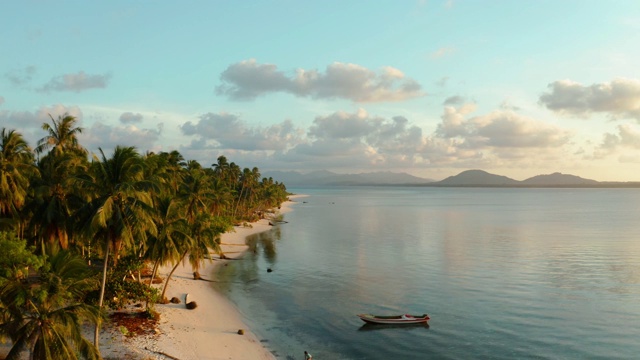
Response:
[[0, 114, 289, 359]]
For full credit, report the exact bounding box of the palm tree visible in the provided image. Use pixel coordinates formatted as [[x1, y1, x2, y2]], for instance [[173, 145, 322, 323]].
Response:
[[160, 212, 230, 300], [0, 129, 37, 228], [179, 166, 215, 224], [36, 113, 86, 157], [75, 146, 156, 347], [206, 172, 233, 218], [0, 250, 102, 360], [159, 166, 232, 299], [187, 213, 229, 280], [25, 115, 87, 251], [26, 154, 86, 250], [145, 195, 189, 287]]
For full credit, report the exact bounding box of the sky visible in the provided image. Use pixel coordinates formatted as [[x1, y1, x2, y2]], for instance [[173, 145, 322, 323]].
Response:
[[2, 1, 640, 182]]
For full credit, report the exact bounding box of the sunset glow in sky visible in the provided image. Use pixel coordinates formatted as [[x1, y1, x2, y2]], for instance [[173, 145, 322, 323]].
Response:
[[2, 1, 640, 181]]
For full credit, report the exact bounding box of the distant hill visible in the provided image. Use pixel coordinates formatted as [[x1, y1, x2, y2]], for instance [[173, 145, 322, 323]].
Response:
[[434, 170, 520, 186], [428, 170, 636, 187], [265, 169, 640, 188], [521, 172, 599, 186], [264, 170, 434, 187]]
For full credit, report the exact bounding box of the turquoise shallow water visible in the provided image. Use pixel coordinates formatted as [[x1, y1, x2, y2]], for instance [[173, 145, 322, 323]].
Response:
[[214, 187, 640, 359]]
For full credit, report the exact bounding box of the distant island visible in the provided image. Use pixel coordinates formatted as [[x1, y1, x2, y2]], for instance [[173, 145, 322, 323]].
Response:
[[265, 169, 640, 188]]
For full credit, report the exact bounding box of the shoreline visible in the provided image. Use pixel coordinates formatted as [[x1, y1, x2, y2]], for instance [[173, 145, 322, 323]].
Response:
[[99, 195, 305, 360]]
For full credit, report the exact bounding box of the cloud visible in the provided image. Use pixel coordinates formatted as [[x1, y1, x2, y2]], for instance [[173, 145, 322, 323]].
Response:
[[80, 122, 162, 155], [436, 103, 571, 149], [443, 95, 465, 105], [5, 66, 36, 86], [436, 77, 449, 88], [431, 47, 455, 59], [308, 108, 380, 139], [283, 109, 436, 168], [119, 112, 144, 124], [180, 112, 305, 151], [0, 104, 83, 146], [467, 111, 570, 148], [539, 78, 640, 120], [215, 59, 424, 102], [499, 100, 521, 111], [37, 71, 111, 93], [591, 123, 640, 160]]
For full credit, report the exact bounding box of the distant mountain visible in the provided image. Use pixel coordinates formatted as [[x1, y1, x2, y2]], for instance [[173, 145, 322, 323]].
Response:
[[265, 169, 640, 188], [429, 170, 610, 187], [521, 172, 599, 186], [264, 170, 434, 187], [432, 170, 520, 186]]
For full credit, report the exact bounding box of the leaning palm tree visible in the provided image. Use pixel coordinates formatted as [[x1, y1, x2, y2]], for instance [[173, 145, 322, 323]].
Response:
[[187, 213, 230, 280], [74, 146, 156, 348], [145, 195, 190, 287], [160, 212, 231, 300], [0, 250, 102, 360]]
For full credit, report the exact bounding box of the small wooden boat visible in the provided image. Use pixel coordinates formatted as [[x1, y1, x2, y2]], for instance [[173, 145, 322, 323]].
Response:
[[357, 313, 430, 325]]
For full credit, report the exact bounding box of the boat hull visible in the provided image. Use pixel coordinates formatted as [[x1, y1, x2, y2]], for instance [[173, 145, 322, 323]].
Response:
[[357, 314, 429, 325]]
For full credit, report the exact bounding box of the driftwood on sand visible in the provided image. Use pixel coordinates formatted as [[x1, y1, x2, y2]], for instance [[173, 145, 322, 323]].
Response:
[[144, 346, 181, 360]]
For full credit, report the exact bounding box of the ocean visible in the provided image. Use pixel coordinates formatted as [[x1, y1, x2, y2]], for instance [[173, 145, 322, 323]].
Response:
[[214, 187, 640, 359]]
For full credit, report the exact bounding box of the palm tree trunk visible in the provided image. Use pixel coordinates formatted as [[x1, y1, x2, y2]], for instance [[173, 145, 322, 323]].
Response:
[[150, 259, 160, 285], [161, 250, 187, 300], [94, 244, 110, 348], [233, 186, 245, 219]]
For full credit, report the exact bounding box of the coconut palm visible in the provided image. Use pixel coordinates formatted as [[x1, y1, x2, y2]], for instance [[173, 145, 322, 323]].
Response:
[[0, 129, 37, 232], [75, 146, 156, 347], [186, 213, 230, 280], [206, 173, 233, 218], [26, 154, 86, 250], [0, 250, 101, 360], [36, 113, 86, 157], [160, 212, 230, 300], [25, 115, 87, 251], [145, 195, 190, 287]]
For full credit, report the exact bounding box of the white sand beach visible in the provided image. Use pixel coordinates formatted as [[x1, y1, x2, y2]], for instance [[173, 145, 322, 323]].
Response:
[[0, 198, 303, 360], [99, 195, 304, 360]]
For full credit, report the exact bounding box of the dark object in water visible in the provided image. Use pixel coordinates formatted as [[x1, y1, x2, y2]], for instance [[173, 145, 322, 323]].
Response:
[[357, 313, 430, 324]]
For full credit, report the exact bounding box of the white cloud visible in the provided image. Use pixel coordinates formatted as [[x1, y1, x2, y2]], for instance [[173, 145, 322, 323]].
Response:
[[80, 122, 162, 155], [38, 71, 111, 93], [433, 103, 573, 167], [0, 104, 83, 146], [308, 108, 379, 139], [215, 59, 424, 103], [180, 112, 305, 151], [539, 78, 640, 120]]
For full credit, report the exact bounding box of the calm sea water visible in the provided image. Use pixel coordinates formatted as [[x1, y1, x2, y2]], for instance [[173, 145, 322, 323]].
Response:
[[213, 187, 640, 359]]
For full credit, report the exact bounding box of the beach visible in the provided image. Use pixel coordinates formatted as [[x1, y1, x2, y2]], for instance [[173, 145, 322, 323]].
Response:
[[99, 196, 303, 360], [0, 197, 302, 360]]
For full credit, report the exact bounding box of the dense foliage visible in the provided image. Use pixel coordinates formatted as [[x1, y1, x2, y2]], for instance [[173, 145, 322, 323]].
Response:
[[0, 114, 289, 359]]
